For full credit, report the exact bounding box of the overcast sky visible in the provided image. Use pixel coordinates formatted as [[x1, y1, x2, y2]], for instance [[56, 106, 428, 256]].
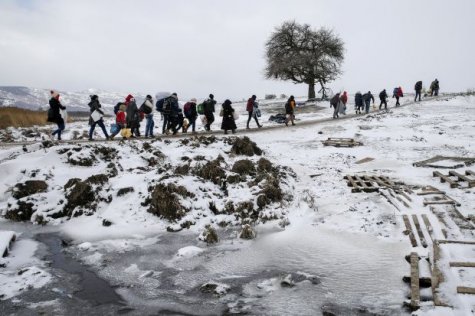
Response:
[[1, 0, 474, 100]]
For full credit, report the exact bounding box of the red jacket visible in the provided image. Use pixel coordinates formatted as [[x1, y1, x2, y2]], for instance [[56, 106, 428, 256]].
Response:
[[116, 111, 126, 125], [340, 93, 348, 105]]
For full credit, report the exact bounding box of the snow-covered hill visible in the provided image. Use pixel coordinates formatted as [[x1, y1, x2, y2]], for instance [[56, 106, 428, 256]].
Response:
[[0, 86, 148, 112]]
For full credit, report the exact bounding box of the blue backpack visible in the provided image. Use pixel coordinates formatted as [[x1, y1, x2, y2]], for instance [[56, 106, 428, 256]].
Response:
[[156, 98, 165, 112]]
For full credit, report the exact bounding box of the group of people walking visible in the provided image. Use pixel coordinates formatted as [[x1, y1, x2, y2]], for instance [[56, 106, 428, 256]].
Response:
[[46, 78, 440, 140], [329, 78, 439, 119]]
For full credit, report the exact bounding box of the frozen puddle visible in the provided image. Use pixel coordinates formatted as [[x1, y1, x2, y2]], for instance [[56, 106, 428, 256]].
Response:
[[100, 221, 410, 315], [36, 233, 125, 306]]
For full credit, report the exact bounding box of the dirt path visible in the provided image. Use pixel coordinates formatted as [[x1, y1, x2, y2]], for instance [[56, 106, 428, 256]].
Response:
[[0, 96, 450, 148]]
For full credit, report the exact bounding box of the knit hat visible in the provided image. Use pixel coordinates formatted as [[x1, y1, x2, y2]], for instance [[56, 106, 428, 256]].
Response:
[[224, 99, 232, 106], [90, 95, 98, 100], [50, 90, 59, 99], [125, 94, 134, 104], [209, 94, 214, 99], [146, 94, 152, 100]]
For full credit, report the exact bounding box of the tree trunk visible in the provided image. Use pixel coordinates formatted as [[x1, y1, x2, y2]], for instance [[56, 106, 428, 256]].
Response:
[[308, 82, 316, 100]]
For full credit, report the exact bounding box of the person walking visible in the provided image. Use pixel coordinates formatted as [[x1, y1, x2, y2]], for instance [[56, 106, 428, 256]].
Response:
[[160, 93, 177, 134], [88, 95, 109, 141], [414, 81, 422, 102], [330, 92, 340, 118], [339, 91, 348, 115], [221, 99, 237, 134], [362, 91, 375, 114], [125, 94, 140, 137], [246, 95, 262, 128], [141, 95, 154, 137], [392, 87, 403, 106], [379, 89, 388, 110], [183, 98, 198, 133], [48, 90, 66, 140], [430, 79, 439, 97], [110, 103, 127, 139], [285, 95, 296, 126], [203, 94, 216, 131], [354, 91, 363, 114]]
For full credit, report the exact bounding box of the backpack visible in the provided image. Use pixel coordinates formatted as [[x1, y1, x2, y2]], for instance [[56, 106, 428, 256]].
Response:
[[184, 102, 192, 117], [197, 103, 205, 115], [285, 101, 291, 112], [398, 88, 403, 97], [114, 102, 121, 115], [140, 102, 152, 114], [162, 98, 172, 114], [155, 98, 165, 112]]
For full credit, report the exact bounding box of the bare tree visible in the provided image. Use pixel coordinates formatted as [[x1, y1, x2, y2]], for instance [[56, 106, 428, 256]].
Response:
[[264, 21, 345, 100]]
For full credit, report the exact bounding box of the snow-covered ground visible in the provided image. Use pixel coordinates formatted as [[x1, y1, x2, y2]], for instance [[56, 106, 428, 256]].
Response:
[[0, 95, 474, 315]]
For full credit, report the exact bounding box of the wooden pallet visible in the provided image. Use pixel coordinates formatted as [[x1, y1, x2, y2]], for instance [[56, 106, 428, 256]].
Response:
[[322, 138, 363, 147], [433, 170, 475, 189], [416, 186, 461, 206], [344, 175, 404, 193], [413, 156, 475, 169]]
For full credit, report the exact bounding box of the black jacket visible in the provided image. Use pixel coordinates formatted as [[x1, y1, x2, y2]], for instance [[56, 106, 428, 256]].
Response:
[[355, 93, 363, 106], [221, 101, 236, 130], [379, 90, 388, 100], [48, 97, 66, 124], [363, 93, 374, 103], [204, 99, 216, 115], [88, 99, 104, 125], [126, 101, 139, 126]]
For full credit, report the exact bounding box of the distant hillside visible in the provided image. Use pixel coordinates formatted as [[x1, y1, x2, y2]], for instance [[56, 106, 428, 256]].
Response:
[[0, 86, 147, 112]]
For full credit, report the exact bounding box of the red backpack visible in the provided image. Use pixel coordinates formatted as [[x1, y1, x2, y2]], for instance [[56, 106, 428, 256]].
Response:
[[246, 99, 253, 112]]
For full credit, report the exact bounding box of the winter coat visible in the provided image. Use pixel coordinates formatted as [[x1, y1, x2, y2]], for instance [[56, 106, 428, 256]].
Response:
[[330, 94, 340, 108], [379, 90, 388, 100], [415, 81, 422, 91], [162, 96, 178, 116], [246, 98, 255, 112], [126, 101, 139, 126], [355, 93, 363, 107], [204, 98, 216, 115], [340, 93, 348, 105], [285, 97, 296, 114], [362, 93, 374, 103], [48, 97, 66, 124], [88, 99, 105, 125], [183, 102, 198, 120], [116, 111, 126, 126], [221, 101, 236, 131], [431, 80, 439, 91]]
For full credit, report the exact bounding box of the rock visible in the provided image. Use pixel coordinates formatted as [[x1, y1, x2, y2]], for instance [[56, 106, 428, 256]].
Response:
[[85, 174, 109, 185], [117, 187, 134, 196], [256, 194, 268, 209], [147, 183, 194, 221], [93, 146, 118, 162], [175, 164, 190, 175], [239, 224, 256, 240], [64, 178, 81, 190], [199, 225, 219, 244], [4, 201, 35, 221], [230, 136, 262, 156], [60, 181, 95, 218], [102, 219, 112, 227], [12, 180, 48, 199], [200, 282, 230, 296], [226, 174, 242, 184], [231, 159, 256, 175], [257, 158, 273, 172], [194, 158, 226, 185], [280, 274, 295, 287]]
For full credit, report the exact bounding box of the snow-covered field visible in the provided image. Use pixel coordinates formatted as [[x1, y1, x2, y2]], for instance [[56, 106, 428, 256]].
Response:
[[0, 95, 474, 315]]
